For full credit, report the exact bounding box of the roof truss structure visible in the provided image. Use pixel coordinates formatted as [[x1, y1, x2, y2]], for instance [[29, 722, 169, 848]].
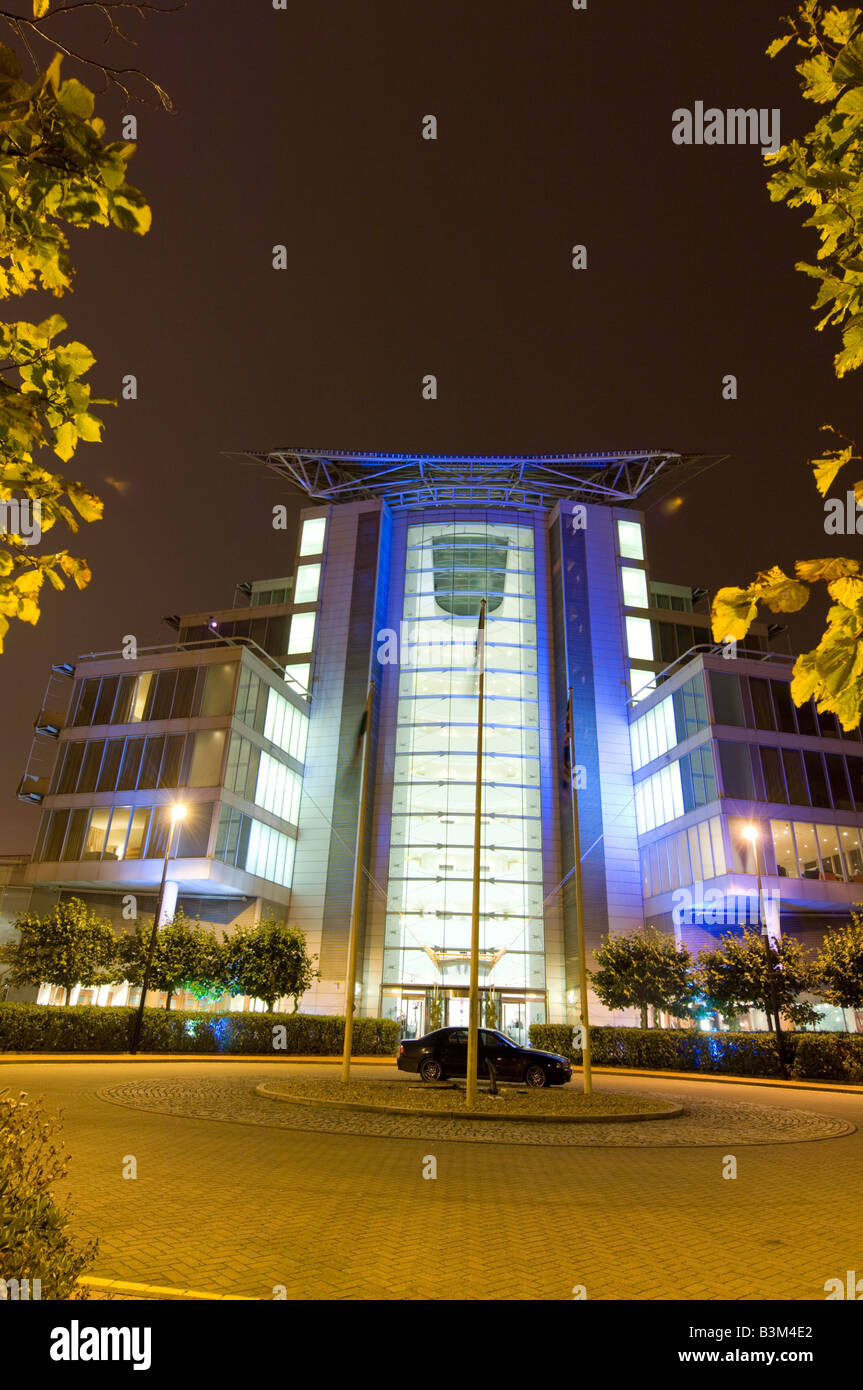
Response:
[[235, 448, 717, 509]]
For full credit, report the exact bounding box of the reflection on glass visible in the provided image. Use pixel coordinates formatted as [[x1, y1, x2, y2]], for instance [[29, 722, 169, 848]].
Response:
[[770, 820, 798, 877], [817, 824, 844, 879], [839, 827, 863, 881], [83, 809, 110, 860], [793, 823, 821, 879], [104, 807, 131, 860], [125, 809, 150, 860], [130, 671, 153, 722]]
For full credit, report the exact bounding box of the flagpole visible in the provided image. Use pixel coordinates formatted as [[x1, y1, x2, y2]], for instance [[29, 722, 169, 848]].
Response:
[[567, 687, 593, 1096], [465, 599, 486, 1109], [341, 678, 374, 1083]]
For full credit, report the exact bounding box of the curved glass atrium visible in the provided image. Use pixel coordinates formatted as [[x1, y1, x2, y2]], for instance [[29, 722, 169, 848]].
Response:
[[383, 518, 545, 1004]]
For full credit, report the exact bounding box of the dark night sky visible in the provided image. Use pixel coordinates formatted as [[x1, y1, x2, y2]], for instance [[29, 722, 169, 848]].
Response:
[[0, 0, 858, 850]]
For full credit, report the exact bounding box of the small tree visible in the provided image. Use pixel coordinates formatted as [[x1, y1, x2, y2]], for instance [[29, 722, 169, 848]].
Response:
[[696, 929, 816, 1034], [0, 897, 115, 1004], [225, 915, 317, 1013], [115, 908, 222, 1010], [0, 1087, 98, 1299], [590, 926, 695, 1028], [183, 932, 229, 1008], [815, 909, 863, 1026]]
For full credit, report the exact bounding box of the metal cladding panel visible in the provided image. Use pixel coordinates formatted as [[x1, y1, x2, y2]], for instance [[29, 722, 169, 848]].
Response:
[[318, 508, 385, 977], [532, 512, 565, 1016], [551, 507, 609, 984], [363, 507, 404, 1009], [586, 510, 644, 937]]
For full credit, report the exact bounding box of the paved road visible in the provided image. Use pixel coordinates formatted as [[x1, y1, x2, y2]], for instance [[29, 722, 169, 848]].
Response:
[[6, 1061, 862, 1301]]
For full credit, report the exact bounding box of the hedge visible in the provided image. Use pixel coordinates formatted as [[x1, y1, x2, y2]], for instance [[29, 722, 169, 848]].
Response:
[[790, 1033, 863, 1084], [529, 1023, 839, 1079], [0, 1003, 399, 1056]]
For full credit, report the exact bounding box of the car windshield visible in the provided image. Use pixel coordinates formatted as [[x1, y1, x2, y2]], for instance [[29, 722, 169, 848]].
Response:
[[492, 1032, 515, 1047]]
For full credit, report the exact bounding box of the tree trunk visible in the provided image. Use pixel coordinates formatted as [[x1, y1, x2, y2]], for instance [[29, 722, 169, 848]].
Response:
[[640, 1003, 648, 1028], [64, 986, 72, 1005], [164, 990, 172, 1011]]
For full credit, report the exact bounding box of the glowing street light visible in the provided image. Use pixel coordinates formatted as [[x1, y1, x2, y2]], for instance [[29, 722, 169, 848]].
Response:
[[130, 803, 187, 1054]]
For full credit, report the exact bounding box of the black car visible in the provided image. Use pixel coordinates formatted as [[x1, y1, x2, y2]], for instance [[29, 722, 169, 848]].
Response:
[[397, 1026, 572, 1088]]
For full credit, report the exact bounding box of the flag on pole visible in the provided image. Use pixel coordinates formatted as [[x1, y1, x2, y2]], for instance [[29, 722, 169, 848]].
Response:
[[473, 598, 486, 673], [352, 682, 373, 761], [562, 688, 574, 790]]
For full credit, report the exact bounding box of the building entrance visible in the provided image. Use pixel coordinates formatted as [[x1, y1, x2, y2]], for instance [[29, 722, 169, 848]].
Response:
[[500, 998, 529, 1047], [400, 995, 425, 1039]]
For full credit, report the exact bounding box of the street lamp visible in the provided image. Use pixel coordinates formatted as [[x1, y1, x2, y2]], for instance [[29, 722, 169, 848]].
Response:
[[742, 822, 787, 1077], [129, 803, 186, 1054]]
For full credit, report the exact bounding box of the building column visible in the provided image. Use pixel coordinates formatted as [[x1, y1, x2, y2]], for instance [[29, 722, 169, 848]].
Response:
[[158, 879, 179, 927]]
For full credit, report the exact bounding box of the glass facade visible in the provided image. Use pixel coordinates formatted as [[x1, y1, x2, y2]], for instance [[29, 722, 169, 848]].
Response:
[[235, 667, 309, 761], [214, 805, 296, 887], [640, 815, 727, 897], [34, 803, 212, 863], [767, 818, 863, 883], [383, 519, 545, 997], [224, 732, 302, 825], [51, 730, 226, 796], [634, 745, 717, 833], [69, 664, 234, 727]]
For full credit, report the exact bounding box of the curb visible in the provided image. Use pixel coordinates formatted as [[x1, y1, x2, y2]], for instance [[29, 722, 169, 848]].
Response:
[[1, 1054, 860, 1094], [79, 1275, 255, 1301], [0, 1053, 394, 1065], [575, 1065, 863, 1096], [254, 1081, 684, 1125]]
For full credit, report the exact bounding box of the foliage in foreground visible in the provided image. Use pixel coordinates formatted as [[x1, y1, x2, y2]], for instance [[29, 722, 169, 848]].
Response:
[[712, 5, 863, 728], [0, 1087, 97, 1298]]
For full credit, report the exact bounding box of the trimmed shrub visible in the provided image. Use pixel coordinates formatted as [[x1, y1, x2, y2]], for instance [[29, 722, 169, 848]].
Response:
[[0, 1003, 399, 1057], [791, 1033, 863, 1083], [529, 1024, 812, 1079]]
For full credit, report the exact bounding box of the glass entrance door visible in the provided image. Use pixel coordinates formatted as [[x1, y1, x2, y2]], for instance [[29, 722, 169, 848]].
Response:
[[501, 999, 528, 1047], [446, 994, 469, 1027], [401, 995, 425, 1039]]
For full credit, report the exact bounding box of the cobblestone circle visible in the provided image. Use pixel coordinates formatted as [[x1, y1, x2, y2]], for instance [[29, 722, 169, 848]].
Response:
[[95, 1077, 857, 1148]]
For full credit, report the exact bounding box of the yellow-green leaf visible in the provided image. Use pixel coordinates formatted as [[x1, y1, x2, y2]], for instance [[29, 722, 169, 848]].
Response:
[[812, 445, 853, 495], [796, 556, 861, 583], [33, 0, 50, 18], [752, 564, 810, 613], [67, 485, 102, 524], [828, 577, 863, 610], [57, 78, 95, 120], [53, 420, 76, 462], [711, 586, 759, 643]]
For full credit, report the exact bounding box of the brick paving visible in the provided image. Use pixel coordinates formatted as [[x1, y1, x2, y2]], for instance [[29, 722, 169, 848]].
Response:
[[96, 1075, 852, 1146], [6, 1060, 863, 1301]]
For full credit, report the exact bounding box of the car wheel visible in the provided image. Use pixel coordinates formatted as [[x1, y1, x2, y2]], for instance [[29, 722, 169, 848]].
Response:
[[419, 1057, 444, 1082], [524, 1063, 548, 1088]]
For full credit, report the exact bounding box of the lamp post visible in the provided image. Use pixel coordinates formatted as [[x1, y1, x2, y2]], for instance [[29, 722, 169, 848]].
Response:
[[743, 823, 787, 1078], [130, 803, 186, 1054]]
